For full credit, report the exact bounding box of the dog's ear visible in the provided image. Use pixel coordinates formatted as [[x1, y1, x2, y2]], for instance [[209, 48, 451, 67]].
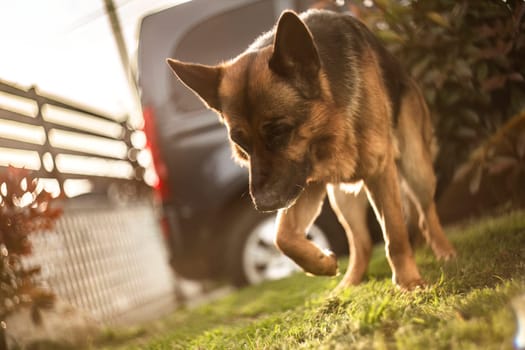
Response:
[[166, 58, 222, 111], [269, 11, 321, 99]]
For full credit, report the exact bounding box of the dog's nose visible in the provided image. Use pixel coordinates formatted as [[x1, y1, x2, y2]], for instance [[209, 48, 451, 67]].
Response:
[[248, 160, 305, 211], [250, 187, 282, 212]]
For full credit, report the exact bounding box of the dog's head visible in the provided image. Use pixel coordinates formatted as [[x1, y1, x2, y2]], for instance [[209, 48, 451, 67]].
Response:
[[167, 11, 337, 211]]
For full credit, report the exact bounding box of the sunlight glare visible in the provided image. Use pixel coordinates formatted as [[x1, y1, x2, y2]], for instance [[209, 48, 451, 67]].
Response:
[[0, 119, 46, 145], [42, 152, 54, 172], [49, 129, 128, 159], [38, 178, 61, 198], [143, 166, 158, 187], [42, 104, 124, 139], [0, 91, 38, 118], [136, 149, 152, 168], [55, 154, 133, 179], [0, 147, 41, 170], [64, 179, 93, 198], [17, 192, 35, 207], [130, 130, 147, 149]]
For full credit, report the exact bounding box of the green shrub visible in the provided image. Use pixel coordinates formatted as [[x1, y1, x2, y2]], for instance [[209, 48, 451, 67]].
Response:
[[356, 0, 525, 192], [437, 110, 525, 222]]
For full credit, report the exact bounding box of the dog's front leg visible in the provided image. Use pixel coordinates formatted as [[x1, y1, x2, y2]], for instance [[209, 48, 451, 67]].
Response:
[[327, 184, 373, 289], [365, 156, 424, 290], [275, 182, 338, 276]]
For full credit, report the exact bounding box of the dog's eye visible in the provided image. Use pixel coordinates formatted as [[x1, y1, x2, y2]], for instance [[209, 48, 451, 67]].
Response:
[[263, 122, 293, 151]]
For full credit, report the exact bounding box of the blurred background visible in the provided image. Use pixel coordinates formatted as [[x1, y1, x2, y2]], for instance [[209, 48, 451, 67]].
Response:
[[0, 0, 523, 348], [0, 1, 201, 338], [0, 0, 187, 121]]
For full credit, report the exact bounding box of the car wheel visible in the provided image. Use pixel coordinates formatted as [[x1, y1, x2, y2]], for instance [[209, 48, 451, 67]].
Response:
[[225, 205, 332, 287]]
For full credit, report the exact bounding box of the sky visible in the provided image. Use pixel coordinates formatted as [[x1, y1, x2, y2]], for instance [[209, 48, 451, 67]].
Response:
[[0, 0, 192, 194], [0, 0, 190, 121]]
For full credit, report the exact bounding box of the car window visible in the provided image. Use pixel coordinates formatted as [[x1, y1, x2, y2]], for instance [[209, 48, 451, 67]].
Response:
[[170, 1, 274, 113]]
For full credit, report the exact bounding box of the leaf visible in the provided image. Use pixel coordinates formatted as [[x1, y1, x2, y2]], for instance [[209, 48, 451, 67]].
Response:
[[510, 88, 525, 114], [426, 11, 450, 28], [34, 190, 52, 207], [469, 164, 483, 194], [441, 88, 463, 106], [30, 288, 56, 309], [482, 75, 507, 92], [465, 45, 481, 58], [455, 60, 472, 79], [26, 178, 39, 193], [372, 0, 392, 12], [508, 72, 524, 82], [411, 56, 432, 79], [475, 24, 497, 38], [517, 130, 525, 159], [461, 109, 480, 126], [456, 127, 478, 140], [487, 156, 518, 175], [476, 63, 489, 81], [453, 162, 473, 183], [450, 2, 468, 27], [422, 69, 442, 86], [376, 30, 405, 44], [424, 88, 436, 104], [476, 47, 501, 60]]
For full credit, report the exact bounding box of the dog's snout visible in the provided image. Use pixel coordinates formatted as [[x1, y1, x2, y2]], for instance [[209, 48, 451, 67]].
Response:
[[249, 179, 280, 212], [250, 174, 283, 211], [248, 157, 307, 212], [251, 168, 270, 190], [252, 196, 282, 212]]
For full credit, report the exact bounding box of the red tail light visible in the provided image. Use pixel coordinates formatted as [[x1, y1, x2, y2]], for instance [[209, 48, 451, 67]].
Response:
[[142, 106, 171, 201]]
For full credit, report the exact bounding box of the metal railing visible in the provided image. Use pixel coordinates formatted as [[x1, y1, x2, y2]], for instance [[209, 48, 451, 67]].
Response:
[[1, 79, 177, 324], [0, 79, 144, 196]]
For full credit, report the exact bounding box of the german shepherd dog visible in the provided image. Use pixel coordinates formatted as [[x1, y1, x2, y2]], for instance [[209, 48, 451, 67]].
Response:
[[167, 9, 456, 290]]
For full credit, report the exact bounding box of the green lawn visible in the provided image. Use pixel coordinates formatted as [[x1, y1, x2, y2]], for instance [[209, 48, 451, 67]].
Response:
[[98, 211, 525, 349]]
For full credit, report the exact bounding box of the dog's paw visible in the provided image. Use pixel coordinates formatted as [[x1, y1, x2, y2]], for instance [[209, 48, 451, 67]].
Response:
[[396, 278, 427, 291], [393, 266, 425, 291], [334, 266, 367, 291], [318, 249, 339, 276], [434, 246, 457, 261], [322, 250, 339, 276], [305, 249, 338, 276], [334, 277, 361, 292]]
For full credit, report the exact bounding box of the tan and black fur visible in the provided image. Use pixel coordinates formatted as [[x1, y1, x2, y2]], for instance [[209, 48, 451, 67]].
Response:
[[166, 9, 456, 290]]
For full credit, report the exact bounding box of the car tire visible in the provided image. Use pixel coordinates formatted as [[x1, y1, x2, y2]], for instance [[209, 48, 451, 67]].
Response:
[[224, 202, 335, 287]]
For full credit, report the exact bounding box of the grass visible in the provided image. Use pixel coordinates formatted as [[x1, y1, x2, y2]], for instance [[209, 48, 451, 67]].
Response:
[[97, 210, 525, 349]]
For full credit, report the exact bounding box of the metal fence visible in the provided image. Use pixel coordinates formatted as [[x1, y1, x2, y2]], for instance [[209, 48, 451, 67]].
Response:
[[0, 79, 145, 195], [0, 80, 178, 324], [23, 199, 177, 324]]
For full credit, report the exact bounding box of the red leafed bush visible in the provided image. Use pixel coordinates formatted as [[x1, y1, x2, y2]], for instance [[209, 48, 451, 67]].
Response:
[[0, 167, 62, 256], [0, 167, 62, 343]]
